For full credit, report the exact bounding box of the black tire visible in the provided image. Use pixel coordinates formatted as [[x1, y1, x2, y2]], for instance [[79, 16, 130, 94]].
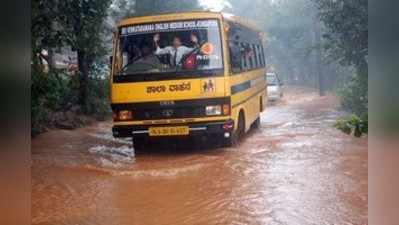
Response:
[[252, 117, 261, 129], [237, 112, 245, 137], [222, 112, 244, 147], [132, 137, 145, 151], [253, 98, 262, 129]]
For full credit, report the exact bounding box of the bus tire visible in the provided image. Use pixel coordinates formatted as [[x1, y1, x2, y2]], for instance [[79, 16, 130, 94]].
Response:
[[252, 117, 261, 129], [133, 137, 145, 151], [237, 111, 245, 138], [222, 112, 244, 147]]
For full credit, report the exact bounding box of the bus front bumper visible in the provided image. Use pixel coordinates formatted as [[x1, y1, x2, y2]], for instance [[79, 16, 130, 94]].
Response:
[[112, 120, 234, 139]]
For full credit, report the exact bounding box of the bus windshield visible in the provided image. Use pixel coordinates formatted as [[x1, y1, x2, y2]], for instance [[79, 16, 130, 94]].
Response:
[[115, 19, 223, 79], [267, 74, 278, 86]]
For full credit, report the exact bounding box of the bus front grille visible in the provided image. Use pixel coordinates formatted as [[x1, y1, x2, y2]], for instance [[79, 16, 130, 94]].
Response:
[[134, 107, 205, 120]]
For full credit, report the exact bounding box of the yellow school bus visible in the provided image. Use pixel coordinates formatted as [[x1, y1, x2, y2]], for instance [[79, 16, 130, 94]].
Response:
[[110, 11, 267, 149]]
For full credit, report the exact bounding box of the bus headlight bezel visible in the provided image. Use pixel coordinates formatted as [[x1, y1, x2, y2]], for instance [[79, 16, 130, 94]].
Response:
[[117, 110, 133, 121], [205, 105, 222, 116]]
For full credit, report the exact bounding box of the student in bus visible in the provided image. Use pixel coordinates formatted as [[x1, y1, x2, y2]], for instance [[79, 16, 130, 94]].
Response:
[[153, 33, 199, 67], [127, 45, 141, 64], [133, 40, 161, 68]]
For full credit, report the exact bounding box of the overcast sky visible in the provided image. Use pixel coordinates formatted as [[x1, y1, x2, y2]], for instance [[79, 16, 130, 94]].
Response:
[[199, 0, 232, 11]]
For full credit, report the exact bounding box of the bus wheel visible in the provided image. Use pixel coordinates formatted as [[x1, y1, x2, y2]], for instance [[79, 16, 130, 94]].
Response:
[[222, 112, 245, 147], [237, 112, 245, 138], [252, 117, 261, 129], [133, 137, 145, 151]]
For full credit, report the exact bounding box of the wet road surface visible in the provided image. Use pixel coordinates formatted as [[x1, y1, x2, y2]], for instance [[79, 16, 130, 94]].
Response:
[[32, 87, 368, 225]]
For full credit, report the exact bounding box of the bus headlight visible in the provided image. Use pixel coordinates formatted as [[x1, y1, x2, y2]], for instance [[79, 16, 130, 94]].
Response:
[[118, 110, 133, 121], [206, 105, 222, 116]]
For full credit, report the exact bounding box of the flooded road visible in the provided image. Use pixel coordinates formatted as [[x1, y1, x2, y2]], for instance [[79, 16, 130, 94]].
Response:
[[32, 87, 368, 225]]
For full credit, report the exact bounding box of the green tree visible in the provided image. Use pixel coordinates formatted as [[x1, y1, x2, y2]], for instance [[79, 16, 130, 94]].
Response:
[[32, 0, 113, 135], [32, 0, 64, 68], [57, 0, 111, 109], [314, 0, 368, 136], [227, 0, 331, 91], [314, 0, 368, 116], [134, 0, 201, 16], [314, 0, 368, 71]]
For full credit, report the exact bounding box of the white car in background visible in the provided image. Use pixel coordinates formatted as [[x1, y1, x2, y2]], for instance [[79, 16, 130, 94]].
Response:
[[267, 72, 284, 101]]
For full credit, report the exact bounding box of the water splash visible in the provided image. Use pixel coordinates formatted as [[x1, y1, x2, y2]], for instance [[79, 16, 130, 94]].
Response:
[[88, 145, 135, 165]]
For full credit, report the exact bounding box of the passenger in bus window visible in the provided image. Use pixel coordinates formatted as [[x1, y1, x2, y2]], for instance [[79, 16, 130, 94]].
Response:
[[133, 41, 161, 68], [229, 41, 241, 73], [128, 45, 141, 64], [153, 33, 199, 67]]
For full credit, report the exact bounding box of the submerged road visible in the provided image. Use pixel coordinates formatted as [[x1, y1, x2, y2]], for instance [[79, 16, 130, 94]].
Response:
[[32, 87, 367, 225]]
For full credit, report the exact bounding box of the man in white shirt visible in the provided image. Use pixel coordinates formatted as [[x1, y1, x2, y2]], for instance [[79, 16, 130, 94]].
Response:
[[153, 33, 199, 67]]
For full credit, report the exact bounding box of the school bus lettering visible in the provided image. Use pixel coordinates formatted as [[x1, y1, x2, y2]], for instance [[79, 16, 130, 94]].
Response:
[[146, 82, 191, 94], [169, 82, 191, 92], [147, 85, 166, 93]]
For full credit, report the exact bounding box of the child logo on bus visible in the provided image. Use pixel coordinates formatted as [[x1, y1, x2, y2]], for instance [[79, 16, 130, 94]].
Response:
[[202, 79, 215, 93]]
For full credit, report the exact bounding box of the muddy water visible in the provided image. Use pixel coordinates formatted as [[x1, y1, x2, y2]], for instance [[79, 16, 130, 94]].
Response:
[[32, 87, 368, 225]]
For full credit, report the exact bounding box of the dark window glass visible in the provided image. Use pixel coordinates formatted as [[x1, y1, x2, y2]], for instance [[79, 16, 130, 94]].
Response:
[[229, 41, 241, 73], [267, 74, 278, 85], [256, 45, 262, 67], [240, 43, 247, 70], [247, 43, 254, 69], [252, 44, 258, 68], [260, 44, 266, 66], [228, 21, 265, 73]]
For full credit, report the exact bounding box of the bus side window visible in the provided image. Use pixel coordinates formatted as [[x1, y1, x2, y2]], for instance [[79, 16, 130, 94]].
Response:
[[261, 45, 266, 67], [257, 45, 262, 67], [229, 41, 241, 74], [252, 44, 258, 68], [247, 43, 254, 69], [240, 43, 247, 71]]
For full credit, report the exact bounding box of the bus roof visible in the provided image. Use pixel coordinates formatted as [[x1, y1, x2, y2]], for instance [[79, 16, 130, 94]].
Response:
[[221, 13, 263, 33], [117, 11, 263, 33], [118, 11, 222, 27]]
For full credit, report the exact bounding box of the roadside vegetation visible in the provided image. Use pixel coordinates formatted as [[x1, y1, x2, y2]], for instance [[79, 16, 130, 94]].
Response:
[[31, 0, 201, 136], [226, 0, 368, 137], [32, 0, 112, 136], [316, 0, 368, 136], [31, 0, 367, 137]]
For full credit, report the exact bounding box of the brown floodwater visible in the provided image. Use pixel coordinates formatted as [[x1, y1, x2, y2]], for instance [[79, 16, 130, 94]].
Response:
[[32, 87, 368, 225]]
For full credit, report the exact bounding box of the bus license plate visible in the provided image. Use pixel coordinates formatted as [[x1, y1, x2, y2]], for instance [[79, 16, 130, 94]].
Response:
[[149, 126, 189, 136]]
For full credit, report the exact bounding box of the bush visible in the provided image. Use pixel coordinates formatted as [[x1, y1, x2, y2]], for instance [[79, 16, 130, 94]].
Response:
[[337, 72, 368, 116], [335, 68, 368, 137], [334, 113, 368, 137], [83, 59, 111, 119], [32, 66, 76, 135], [85, 77, 111, 120], [31, 61, 111, 136]]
